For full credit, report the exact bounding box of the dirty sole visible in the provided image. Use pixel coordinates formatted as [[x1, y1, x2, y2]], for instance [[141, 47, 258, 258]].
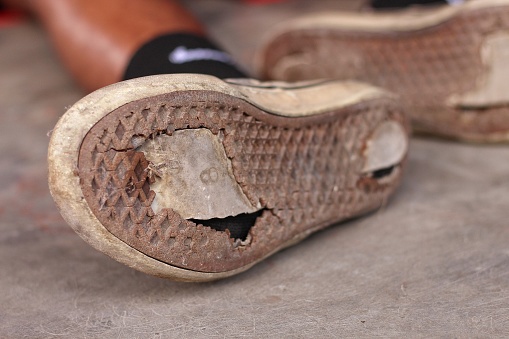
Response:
[[48, 74, 409, 282], [259, 0, 509, 142]]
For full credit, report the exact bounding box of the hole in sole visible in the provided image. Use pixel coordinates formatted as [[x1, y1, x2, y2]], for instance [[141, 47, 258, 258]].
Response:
[[372, 165, 395, 179], [190, 209, 265, 241]]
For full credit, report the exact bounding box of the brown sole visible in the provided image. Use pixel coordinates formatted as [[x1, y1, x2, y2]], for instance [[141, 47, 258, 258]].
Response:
[[259, 1, 509, 142], [48, 74, 409, 281]]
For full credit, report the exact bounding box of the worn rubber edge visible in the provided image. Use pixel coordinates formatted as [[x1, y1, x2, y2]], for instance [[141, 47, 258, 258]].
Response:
[[48, 74, 393, 282]]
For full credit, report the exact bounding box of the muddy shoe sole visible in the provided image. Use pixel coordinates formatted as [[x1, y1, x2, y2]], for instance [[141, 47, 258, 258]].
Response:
[[48, 74, 409, 282], [259, 0, 509, 142]]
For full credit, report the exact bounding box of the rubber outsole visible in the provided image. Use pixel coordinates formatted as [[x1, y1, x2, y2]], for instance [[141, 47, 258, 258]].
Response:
[[48, 74, 409, 281]]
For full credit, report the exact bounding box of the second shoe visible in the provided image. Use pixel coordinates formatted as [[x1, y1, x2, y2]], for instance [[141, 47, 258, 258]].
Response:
[[259, 0, 509, 142]]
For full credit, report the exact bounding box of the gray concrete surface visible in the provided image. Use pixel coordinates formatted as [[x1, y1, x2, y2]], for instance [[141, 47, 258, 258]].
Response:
[[2, 1, 509, 337]]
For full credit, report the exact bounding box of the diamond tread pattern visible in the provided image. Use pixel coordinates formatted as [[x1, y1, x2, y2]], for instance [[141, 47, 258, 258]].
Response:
[[77, 90, 405, 273]]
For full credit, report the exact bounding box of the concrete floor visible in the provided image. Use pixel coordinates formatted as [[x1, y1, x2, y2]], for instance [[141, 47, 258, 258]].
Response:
[[2, 1, 509, 337]]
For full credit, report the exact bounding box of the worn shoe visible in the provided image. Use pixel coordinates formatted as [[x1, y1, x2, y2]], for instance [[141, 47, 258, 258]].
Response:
[[259, 0, 509, 142], [48, 74, 409, 281]]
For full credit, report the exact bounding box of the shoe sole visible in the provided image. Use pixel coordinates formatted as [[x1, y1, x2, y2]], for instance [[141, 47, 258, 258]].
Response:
[[259, 0, 509, 142], [48, 74, 409, 281]]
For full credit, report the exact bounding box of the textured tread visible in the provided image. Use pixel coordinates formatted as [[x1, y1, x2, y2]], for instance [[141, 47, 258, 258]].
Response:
[[77, 90, 406, 273]]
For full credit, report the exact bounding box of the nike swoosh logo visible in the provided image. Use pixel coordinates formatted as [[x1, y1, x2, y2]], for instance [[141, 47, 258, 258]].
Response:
[[169, 46, 234, 64]]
